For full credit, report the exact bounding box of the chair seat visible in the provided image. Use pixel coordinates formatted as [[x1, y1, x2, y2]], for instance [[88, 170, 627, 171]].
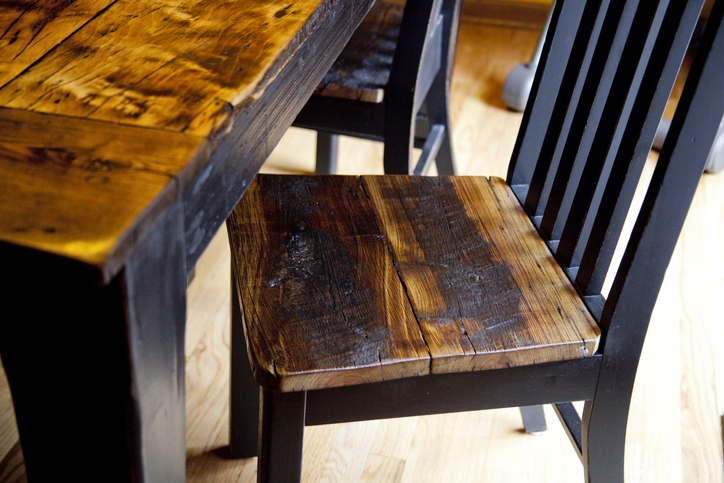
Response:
[[228, 175, 601, 392], [313, 0, 404, 103]]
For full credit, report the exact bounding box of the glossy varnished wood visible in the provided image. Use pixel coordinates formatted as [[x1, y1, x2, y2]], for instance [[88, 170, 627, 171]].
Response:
[[229, 174, 599, 392]]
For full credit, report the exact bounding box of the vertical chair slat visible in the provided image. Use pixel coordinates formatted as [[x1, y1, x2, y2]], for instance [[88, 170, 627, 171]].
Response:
[[601, 0, 724, 341], [521, 0, 608, 219], [575, 0, 706, 295], [528, 0, 616, 222], [540, 0, 656, 243], [533, 0, 630, 233], [555, 0, 674, 266], [507, 0, 591, 195]]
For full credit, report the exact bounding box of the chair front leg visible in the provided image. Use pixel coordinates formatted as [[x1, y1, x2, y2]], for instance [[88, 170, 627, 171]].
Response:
[[230, 272, 260, 458], [258, 389, 307, 483]]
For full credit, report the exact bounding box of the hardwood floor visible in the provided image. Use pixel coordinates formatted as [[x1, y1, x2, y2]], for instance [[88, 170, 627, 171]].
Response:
[[1, 20, 723, 483]]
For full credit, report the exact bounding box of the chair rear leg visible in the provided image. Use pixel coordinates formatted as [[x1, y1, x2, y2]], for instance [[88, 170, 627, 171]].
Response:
[[230, 273, 260, 458], [519, 405, 547, 434], [258, 389, 307, 483], [316, 132, 339, 174], [383, 122, 414, 174]]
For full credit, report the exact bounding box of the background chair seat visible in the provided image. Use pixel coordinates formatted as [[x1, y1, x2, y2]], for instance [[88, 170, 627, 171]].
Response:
[[313, 1, 403, 104]]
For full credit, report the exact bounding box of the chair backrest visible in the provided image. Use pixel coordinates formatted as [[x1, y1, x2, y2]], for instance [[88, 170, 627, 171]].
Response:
[[384, 0, 461, 160], [507, 0, 724, 353], [386, 0, 448, 114]]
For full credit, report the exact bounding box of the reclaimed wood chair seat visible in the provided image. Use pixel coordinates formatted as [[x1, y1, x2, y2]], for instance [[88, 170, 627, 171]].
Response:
[[293, 0, 459, 175], [229, 174, 601, 392], [227, 0, 724, 481]]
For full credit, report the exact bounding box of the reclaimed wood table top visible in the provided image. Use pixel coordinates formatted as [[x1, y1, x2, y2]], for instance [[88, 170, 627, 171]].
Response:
[[0, 0, 355, 282]]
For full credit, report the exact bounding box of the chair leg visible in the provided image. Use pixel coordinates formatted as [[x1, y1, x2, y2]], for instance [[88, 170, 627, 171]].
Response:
[[519, 405, 547, 434], [315, 132, 339, 174], [581, 398, 627, 483], [230, 273, 260, 458], [422, 72, 456, 175], [258, 389, 307, 483], [383, 124, 415, 174]]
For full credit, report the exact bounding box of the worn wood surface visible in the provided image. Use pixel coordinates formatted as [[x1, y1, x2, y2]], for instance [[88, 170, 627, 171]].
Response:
[[227, 175, 430, 392], [211, 21, 723, 483], [363, 175, 599, 373], [0, 0, 355, 281], [0, 0, 335, 134], [314, 0, 404, 103], [366, 175, 600, 371], [0, 107, 206, 276], [3, 20, 722, 483], [228, 173, 599, 391]]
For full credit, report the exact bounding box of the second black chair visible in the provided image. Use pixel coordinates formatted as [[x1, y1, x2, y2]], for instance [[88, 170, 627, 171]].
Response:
[[293, 0, 460, 175]]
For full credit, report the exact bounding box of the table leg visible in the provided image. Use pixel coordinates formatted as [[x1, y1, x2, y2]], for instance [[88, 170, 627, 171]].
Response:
[[0, 203, 188, 482]]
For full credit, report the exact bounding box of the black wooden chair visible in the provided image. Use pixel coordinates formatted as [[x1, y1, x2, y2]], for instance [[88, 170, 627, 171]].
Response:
[[292, 0, 460, 175], [226, 0, 724, 481]]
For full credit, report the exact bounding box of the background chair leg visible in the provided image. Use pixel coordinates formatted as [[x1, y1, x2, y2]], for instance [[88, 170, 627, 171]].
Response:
[[315, 132, 339, 174], [520, 405, 547, 434], [229, 273, 260, 458], [258, 389, 307, 483], [433, 127, 456, 175], [422, 72, 456, 175]]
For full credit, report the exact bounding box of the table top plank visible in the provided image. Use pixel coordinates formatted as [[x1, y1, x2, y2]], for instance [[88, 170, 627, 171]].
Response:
[[0, 0, 331, 136], [0, 0, 116, 89], [0, 107, 207, 279], [0, 0, 359, 281]]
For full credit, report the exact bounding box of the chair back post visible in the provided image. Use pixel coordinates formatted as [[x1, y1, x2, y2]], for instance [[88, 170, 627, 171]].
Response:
[[600, 0, 724, 358], [583, 3, 723, 475], [384, 0, 444, 173], [422, 0, 463, 176], [440, 0, 462, 86]]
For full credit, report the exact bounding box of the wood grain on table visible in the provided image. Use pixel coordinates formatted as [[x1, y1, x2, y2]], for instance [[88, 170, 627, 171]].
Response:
[[0, 0, 343, 280]]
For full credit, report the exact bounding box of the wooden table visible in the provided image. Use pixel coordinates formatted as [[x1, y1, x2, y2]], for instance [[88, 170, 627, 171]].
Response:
[[0, 1, 374, 480]]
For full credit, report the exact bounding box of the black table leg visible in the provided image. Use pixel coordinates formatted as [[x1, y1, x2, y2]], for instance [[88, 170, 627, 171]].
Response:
[[0, 202, 188, 482]]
